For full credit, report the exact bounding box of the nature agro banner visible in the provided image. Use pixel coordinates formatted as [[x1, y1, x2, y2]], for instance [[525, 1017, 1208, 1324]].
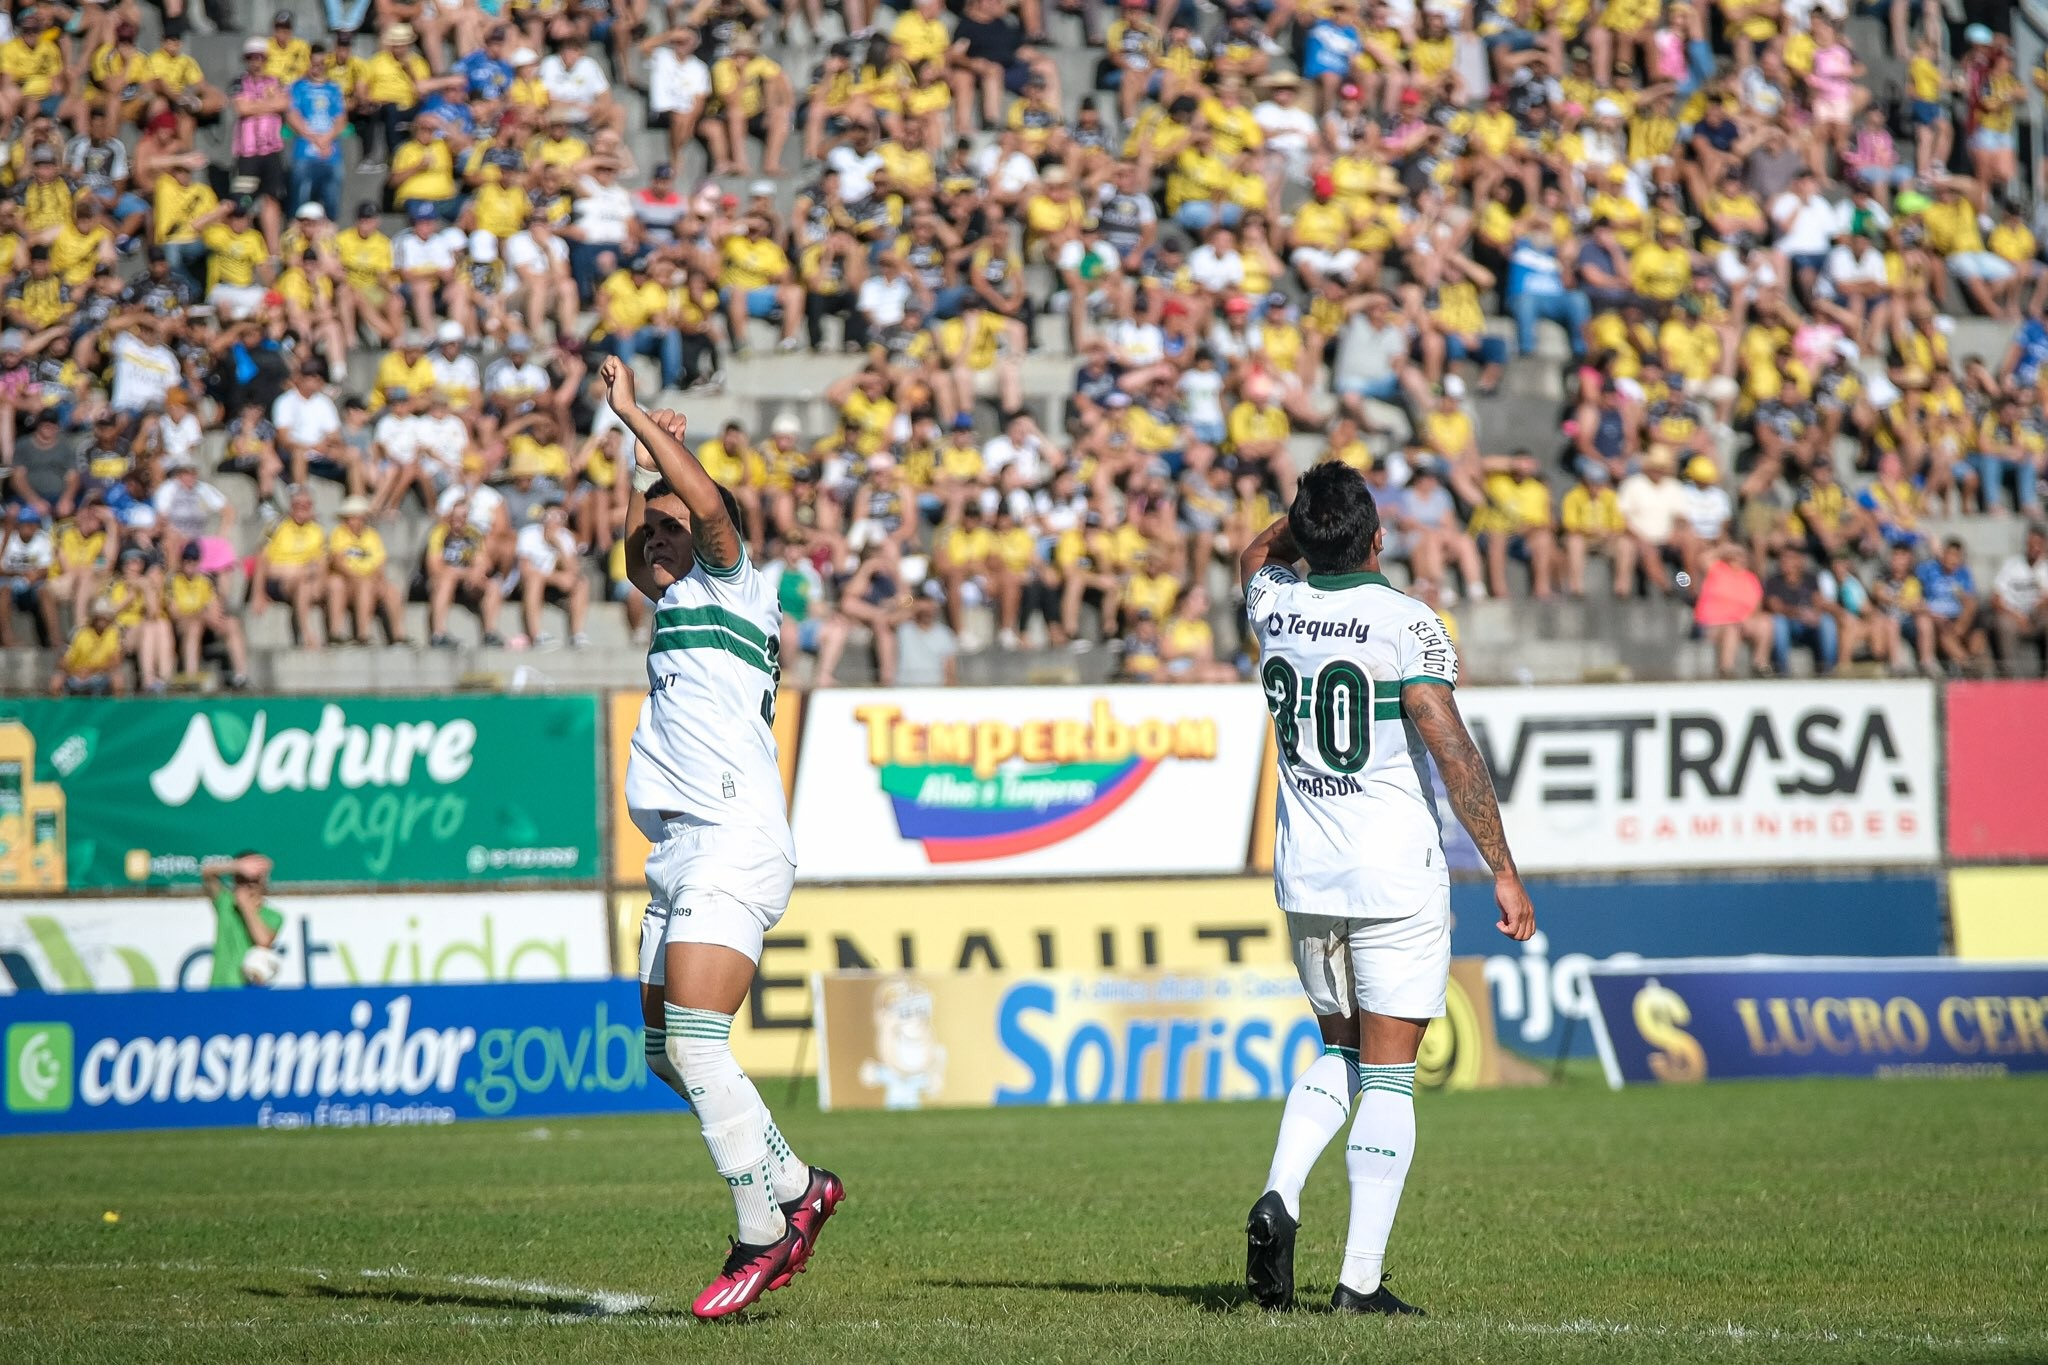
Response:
[[1439, 680, 1938, 873], [1584, 957, 2048, 1088], [0, 980, 667, 1134], [0, 696, 600, 889], [813, 961, 1520, 1111], [0, 894, 610, 994], [790, 686, 1269, 881]]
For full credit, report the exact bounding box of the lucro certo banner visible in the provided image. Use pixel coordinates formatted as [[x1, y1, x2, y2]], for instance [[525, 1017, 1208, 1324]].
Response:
[[0, 894, 612, 994], [789, 687, 1270, 881], [0, 981, 667, 1134], [0, 697, 601, 890], [1438, 680, 1940, 873], [812, 960, 1523, 1111], [1584, 957, 2048, 1088]]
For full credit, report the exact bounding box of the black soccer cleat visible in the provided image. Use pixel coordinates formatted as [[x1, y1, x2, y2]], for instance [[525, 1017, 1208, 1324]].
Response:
[[1244, 1191, 1298, 1310], [1331, 1280, 1426, 1316]]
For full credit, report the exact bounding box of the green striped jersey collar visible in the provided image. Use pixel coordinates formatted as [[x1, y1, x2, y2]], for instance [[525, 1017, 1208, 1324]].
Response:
[[1306, 570, 1392, 591]]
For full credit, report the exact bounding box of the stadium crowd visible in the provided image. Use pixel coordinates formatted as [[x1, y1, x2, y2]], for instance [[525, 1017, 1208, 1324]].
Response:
[[4, 0, 2048, 696]]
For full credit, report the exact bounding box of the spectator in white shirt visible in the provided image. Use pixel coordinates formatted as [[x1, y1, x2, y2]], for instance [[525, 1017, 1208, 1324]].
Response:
[[394, 204, 473, 334], [272, 366, 345, 488], [1616, 448, 1693, 594], [566, 158, 639, 301], [537, 35, 625, 133], [1993, 524, 2048, 674], [981, 412, 1061, 487], [1772, 169, 1839, 292], [827, 123, 887, 203], [504, 218, 578, 340], [856, 253, 916, 334], [1252, 73, 1319, 183], [1814, 228, 1890, 346], [512, 502, 590, 648], [1188, 225, 1247, 296], [643, 28, 711, 166], [150, 456, 234, 563], [106, 316, 181, 414]]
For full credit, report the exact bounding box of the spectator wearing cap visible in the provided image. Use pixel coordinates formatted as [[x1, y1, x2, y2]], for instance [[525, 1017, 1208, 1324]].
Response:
[[372, 330, 436, 412], [251, 486, 328, 648], [706, 30, 793, 177], [192, 193, 269, 319], [230, 36, 290, 247], [0, 504, 57, 646], [390, 116, 460, 223], [631, 162, 690, 249], [166, 531, 247, 687], [352, 25, 438, 173], [394, 202, 473, 335], [327, 494, 408, 647], [1677, 455, 1731, 587], [1616, 446, 1691, 595], [422, 492, 507, 649], [49, 595, 125, 696], [150, 453, 234, 565], [332, 202, 406, 347]]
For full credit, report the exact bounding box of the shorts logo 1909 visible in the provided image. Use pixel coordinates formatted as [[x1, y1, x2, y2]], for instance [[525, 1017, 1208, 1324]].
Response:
[[6, 1022, 74, 1113]]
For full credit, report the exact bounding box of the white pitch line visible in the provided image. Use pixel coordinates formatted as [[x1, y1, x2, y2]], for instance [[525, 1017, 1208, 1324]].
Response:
[[1480, 1316, 2020, 1351], [358, 1266, 656, 1317]]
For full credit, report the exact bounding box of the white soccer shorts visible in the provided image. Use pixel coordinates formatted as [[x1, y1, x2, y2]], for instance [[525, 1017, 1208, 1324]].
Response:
[[1286, 882, 1451, 1021], [636, 817, 796, 981]]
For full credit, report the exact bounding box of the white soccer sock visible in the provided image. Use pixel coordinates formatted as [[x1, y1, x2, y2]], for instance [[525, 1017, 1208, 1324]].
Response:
[[1263, 1045, 1360, 1219], [1339, 1063, 1417, 1296], [644, 1025, 688, 1098], [759, 1108, 810, 1204], [666, 1005, 787, 1246]]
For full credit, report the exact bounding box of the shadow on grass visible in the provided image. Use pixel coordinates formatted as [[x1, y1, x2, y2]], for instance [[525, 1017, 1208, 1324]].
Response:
[[922, 1278, 1246, 1313], [242, 1282, 670, 1320]]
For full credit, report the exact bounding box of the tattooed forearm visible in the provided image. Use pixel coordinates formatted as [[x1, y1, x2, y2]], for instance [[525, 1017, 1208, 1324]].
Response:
[[1404, 684, 1518, 878]]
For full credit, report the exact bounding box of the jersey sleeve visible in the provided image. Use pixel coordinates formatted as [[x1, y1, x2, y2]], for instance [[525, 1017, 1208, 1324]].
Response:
[[1243, 562, 1299, 619], [1399, 604, 1458, 689]]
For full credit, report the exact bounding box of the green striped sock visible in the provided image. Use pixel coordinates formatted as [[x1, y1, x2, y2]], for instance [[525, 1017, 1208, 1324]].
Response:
[[665, 1005, 734, 1041], [1358, 1062, 1416, 1097]]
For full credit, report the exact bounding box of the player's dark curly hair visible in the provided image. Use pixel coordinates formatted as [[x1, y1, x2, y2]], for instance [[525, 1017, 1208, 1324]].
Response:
[[1287, 462, 1380, 574], [646, 478, 748, 542]]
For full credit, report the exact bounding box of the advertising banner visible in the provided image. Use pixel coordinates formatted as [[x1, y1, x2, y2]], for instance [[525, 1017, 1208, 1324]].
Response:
[[1950, 868, 2048, 960], [814, 959, 1519, 1111], [0, 894, 611, 994], [789, 687, 1270, 881], [1451, 874, 1944, 1059], [0, 980, 669, 1135], [608, 689, 801, 886], [0, 697, 601, 891], [1585, 957, 2048, 1087], [1435, 680, 1939, 874], [1944, 681, 2048, 862]]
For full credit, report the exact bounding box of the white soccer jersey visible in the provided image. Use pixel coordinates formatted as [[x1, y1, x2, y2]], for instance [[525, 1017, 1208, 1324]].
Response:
[[625, 549, 794, 861], [1246, 565, 1458, 918]]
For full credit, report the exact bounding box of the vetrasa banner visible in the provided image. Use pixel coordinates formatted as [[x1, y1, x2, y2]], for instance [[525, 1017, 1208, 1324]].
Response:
[[813, 963, 1514, 1111], [1444, 681, 1938, 873], [0, 980, 666, 1134], [0, 697, 600, 890], [1585, 957, 2048, 1088], [790, 687, 1269, 881], [0, 894, 611, 994]]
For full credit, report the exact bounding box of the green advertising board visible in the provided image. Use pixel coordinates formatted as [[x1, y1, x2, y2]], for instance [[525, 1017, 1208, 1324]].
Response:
[[0, 696, 601, 890]]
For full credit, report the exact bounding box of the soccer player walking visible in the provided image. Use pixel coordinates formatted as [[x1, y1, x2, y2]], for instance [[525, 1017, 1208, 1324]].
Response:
[[1239, 462, 1536, 1315], [600, 357, 844, 1319]]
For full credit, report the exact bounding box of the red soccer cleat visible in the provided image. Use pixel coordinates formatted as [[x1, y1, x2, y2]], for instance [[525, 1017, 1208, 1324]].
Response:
[[771, 1166, 847, 1289], [692, 1225, 804, 1320]]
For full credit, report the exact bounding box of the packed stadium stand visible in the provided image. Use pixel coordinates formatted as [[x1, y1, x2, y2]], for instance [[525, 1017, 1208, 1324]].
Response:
[[3, 0, 2048, 695]]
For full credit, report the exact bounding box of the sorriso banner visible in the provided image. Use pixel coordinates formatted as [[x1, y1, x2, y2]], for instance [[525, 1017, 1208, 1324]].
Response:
[[789, 687, 1270, 881], [813, 961, 1518, 1111], [1441, 681, 1939, 873], [0, 981, 667, 1135], [0, 696, 601, 890], [1944, 681, 2048, 862], [0, 894, 612, 994], [1584, 957, 2048, 1088]]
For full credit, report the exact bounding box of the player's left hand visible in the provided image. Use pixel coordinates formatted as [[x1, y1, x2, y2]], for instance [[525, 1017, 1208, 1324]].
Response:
[[649, 407, 689, 444], [1494, 871, 1535, 941]]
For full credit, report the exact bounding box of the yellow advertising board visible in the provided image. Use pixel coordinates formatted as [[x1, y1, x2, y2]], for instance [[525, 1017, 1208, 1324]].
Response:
[[608, 690, 803, 885], [815, 958, 1523, 1110], [1949, 867, 2048, 959]]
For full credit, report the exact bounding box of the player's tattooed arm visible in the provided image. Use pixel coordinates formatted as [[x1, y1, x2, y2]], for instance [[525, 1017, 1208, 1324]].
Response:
[[597, 357, 742, 571], [1403, 682, 1537, 941], [1238, 513, 1301, 591]]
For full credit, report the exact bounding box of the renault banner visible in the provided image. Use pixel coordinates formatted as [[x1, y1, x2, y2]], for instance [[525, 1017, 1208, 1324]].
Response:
[[790, 687, 1270, 881], [814, 959, 1527, 1111], [1585, 957, 2048, 1088]]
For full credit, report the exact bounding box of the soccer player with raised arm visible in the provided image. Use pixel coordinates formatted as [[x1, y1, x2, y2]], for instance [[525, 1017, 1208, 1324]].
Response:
[[1238, 461, 1536, 1316], [600, 357, 844, 1320]]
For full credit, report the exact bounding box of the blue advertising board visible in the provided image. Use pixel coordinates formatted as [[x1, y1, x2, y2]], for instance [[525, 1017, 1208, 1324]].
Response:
[[1449, 875, 1944, 1059], [1585, 957, 2048, 1087], [0, 980, 672, 1135]]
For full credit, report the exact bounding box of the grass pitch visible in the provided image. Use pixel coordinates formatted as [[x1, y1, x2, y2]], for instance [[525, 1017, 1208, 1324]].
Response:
[[2, 1073, 2044, 1364]]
